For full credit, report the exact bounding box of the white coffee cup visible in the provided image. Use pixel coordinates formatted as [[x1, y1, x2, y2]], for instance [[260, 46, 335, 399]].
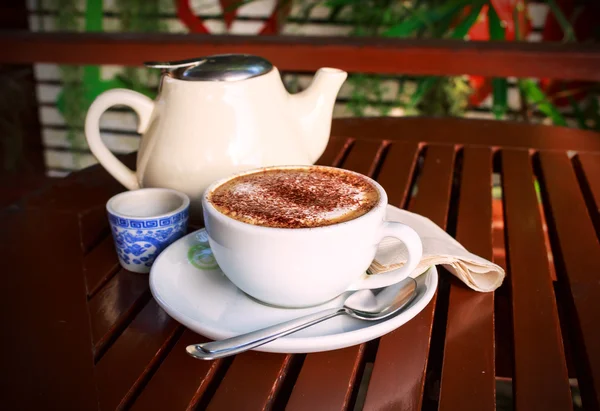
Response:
[[202, 165, 423, 307]]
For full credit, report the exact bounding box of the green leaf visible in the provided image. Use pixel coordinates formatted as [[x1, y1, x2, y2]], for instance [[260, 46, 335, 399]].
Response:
[[519, 79, 567, 126], [382, 15, 426, 37], [327, 5, 345, 22], [384, 1, 482, 106], [383, 1, 469, 37], [568, 95, 588, 129], [299, 1, 322, 21], [85, 0, 103, 32], [546, 0, 576, 42], [513, 5, 521, 40], [583, 96, 600, 131], [223, 0, 257, 12], [401, 2, 484, 111], [487, 3, 505, 41], [488, 5, 507, 119], [408, 77, 439, 108], [449, 2, 484, 39], [324, 0, 359, 7], [491, 78, 508, 119]]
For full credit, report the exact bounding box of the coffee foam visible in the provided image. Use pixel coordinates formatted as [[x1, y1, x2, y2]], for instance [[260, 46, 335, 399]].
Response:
[[208, 167, 379, 228]]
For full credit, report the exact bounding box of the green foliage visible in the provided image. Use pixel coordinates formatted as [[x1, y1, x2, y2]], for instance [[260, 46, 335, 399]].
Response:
[[407, 1, 485, 115], [583, 96, 600, 131], [383, 1, 476, 38], [47, 0, 596, 130], [291, 1, 486, 117], [49, 0, 166, 161], [113, 0, 166, 97], [116, 0, 167, 32], [488, 5, 508, 119], [52, 0, 86, 158], [546, 0, 576, 42], [346, 74, 393, 117], [449, 2, 485, 39], [569, 95, 587, 129], [518, 79, 567, 126], [319, 0, 479, 117], [294, 0, 591, 127], [58, 66, 86, 151], [54, 0, 82, 31]]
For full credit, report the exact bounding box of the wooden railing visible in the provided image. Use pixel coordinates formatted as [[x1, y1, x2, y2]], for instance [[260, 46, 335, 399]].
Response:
[[1, 30, 599, 179], [2, 31, 600, 81]]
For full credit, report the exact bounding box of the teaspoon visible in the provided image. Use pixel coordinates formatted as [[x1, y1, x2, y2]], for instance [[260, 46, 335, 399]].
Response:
[[186, 277, 417, 360]]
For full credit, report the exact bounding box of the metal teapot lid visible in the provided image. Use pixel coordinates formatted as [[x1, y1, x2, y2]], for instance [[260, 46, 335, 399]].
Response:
[[144, 54, 273, 82]]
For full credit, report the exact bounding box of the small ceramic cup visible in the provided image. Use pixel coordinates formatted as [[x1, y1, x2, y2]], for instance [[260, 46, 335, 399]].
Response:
[[107, 188, 190, 273]]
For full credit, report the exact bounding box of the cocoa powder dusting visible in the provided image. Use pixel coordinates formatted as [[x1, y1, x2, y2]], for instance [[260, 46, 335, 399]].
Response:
[[209, 167, 379, 228]]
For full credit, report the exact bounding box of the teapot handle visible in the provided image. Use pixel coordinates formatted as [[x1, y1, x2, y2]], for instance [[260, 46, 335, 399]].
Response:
[[85, 89, 154, 190]]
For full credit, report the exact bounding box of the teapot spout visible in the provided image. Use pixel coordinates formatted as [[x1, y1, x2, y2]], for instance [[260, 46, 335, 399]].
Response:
[[290, 68, 347, 163]]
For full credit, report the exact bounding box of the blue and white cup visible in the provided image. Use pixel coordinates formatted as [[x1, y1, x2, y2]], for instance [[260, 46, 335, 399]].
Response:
[[107, 188, 190, 273]]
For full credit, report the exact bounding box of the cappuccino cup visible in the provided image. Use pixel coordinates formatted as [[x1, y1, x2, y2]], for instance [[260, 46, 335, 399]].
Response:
[[202, 165, 422, 307]]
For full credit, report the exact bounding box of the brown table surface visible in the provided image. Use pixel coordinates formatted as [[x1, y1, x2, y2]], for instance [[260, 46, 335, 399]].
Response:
[[2, 117, 600, 411]]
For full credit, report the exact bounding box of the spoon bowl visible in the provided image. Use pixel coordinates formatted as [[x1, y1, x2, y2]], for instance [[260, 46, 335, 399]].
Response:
[[344, 278, 418, 320]]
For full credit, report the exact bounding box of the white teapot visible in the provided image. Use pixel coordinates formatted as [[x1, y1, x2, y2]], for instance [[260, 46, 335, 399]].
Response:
[[85, 54, 347, 214]]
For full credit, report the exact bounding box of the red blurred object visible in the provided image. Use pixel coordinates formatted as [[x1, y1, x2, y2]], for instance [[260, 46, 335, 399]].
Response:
[[468, 74, 493, 106], [539, 0, 599, 107], [465, 1, 531, 106], [177, 0, 210, 34], [177, 0, 288, 35]]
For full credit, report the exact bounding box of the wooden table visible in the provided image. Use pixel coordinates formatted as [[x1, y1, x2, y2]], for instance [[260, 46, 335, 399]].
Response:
[[2, 117, 599, 411]]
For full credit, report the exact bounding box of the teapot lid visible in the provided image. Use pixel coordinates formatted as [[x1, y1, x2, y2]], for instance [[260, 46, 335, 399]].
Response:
[[144, 54, 273, 82]]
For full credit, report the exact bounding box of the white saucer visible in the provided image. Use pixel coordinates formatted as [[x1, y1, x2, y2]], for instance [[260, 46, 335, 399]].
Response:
[[149, 205, 438, 353]]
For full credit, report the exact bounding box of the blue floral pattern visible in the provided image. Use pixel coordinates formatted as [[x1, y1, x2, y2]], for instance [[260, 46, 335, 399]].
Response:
[[108, 208, 188, 229], [109, 210, 188, 269]]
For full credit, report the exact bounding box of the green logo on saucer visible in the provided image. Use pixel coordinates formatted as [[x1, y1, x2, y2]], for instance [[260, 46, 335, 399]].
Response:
[[187, 232, 219, 270]]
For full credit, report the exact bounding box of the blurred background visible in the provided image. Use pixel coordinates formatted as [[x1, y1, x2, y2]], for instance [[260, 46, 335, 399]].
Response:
[[1, 0, 598, 178]]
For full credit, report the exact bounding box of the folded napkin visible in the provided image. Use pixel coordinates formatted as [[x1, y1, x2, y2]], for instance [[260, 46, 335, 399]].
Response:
[[370, 209, 505, 292]]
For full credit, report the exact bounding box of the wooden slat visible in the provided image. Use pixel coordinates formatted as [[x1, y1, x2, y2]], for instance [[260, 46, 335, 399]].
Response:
[[315, 136, 352, 167], [377, 141, 421, 207], [22, 154, 135, 213], [130, 329, 225, 411], [502, 149, 572, 411], [285, 139, 381, 410], [95, 299, 179, 410], [87, 268, 150, 354], [575, 152, 600, 234], [3, 32, 600, 81], [577, 153, 600, 211], [286, 347, 366, 411], [539, 151, 600, 410], [331, 118, 600, 153], [0, 208, 98, 410], [83, 235, 119, 297], [363, 144, 456, 410], [207, 352, 292, 411], [78, 205, 110, 253], [439, 147, 495, 411], [341, 139, 385, 176], [22, 167, 123, 212], [0, 175, 52, 209]]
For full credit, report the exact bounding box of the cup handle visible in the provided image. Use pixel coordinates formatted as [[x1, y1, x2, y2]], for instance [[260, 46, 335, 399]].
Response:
[[85, 89, 154, 190], [346, 221, 423, 291]]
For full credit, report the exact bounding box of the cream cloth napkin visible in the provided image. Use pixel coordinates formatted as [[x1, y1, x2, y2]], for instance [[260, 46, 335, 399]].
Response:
[[369, 208, 505, 292]]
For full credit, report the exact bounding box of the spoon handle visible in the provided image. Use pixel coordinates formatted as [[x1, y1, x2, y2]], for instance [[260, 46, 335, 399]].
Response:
[[186, 307, 345, 360]]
